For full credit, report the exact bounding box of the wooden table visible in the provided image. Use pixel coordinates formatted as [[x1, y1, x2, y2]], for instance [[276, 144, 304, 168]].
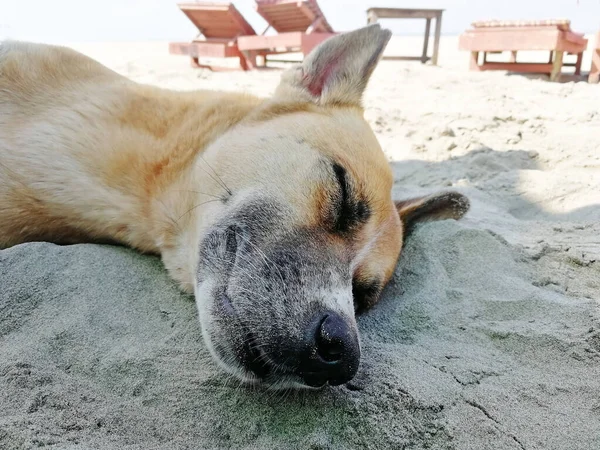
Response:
[[366, 8, 444, 65]]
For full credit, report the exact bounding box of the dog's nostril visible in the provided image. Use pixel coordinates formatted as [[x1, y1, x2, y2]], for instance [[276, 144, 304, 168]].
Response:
[[298, 311, 360, 387], [316, 315, 345, 363]]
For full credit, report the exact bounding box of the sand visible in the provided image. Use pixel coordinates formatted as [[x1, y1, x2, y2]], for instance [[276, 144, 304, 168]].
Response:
[[1, 36, 600, 449]]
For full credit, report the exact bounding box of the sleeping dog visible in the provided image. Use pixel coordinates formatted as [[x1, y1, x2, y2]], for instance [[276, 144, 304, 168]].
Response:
[[0, 25, 469, 389]]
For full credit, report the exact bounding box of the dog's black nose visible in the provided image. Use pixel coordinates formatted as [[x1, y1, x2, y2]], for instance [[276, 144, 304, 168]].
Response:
[[299, 312, 360, 387]]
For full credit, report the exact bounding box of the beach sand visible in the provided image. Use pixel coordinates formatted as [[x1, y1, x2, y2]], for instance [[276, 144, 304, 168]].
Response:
[[1, 36, 600, 449]]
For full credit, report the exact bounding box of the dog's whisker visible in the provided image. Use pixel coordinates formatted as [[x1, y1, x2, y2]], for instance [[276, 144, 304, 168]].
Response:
[[155, 198, 182, 232], [233, 230, 287, 289], [175, 199, 222, 223], [173, 189, 223, 200], [198, 154, 232, 196]]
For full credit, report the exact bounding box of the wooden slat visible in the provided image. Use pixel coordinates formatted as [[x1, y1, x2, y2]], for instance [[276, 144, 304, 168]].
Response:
[[300, 32, 335, 54], [257, 9, 303, 18], [256, 1, 314, 33], [459, 28, 587, 54], [366, 8, 443, 20], [267, 15, 309, 24], [238, 32, 304, 51], [178, 2, 255, 38], [382, 56, 430, 61], [475, 62, 554, 73], [177, 3, 231, 12], [255, 1, 333, 34], [270, 18, 310, 28], [459, 28, 561, 51], [297, 2, 316, 22], [169, 41, 233, 58], [191, 38, 233, 44]]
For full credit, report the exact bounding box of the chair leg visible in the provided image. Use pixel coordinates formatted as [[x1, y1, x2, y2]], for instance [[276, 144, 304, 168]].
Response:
[[469, 51, 479, 71], [574, 52, 583, 76], [190, 57, 201, 68], [238, 50, 257, 71], [509, 51, 517, 63], [550, 50, 563, 82], [590, 50, 600, 83]]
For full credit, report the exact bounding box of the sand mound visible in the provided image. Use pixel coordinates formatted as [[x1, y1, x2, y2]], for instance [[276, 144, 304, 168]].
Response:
[[2, 220, 598, 449]]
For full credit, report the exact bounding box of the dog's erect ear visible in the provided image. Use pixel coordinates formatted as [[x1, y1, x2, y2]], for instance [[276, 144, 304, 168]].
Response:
[[395, 191, 470, 233], [274, 24, 392, 107]]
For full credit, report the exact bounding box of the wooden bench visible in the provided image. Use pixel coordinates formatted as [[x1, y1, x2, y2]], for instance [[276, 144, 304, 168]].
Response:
[[459, 20, 588, 82], [366, 8, 444, 65]]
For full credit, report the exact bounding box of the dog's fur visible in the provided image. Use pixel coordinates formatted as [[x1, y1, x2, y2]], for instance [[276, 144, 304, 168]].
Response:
[[0, 26, 469, 388]]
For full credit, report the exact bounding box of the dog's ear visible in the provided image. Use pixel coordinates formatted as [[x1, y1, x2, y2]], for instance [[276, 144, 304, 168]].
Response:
[[395, 191, 470, 233], [274, 24, 391, 107]]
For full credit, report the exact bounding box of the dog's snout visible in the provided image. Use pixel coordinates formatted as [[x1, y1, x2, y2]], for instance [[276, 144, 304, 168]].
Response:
[[317, 314, 347, 362], [299, 311, 360, 387]]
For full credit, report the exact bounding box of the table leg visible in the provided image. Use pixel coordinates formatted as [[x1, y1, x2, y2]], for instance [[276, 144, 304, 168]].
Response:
[[421, 18, 431, 63], [432, 13, 442, 65]]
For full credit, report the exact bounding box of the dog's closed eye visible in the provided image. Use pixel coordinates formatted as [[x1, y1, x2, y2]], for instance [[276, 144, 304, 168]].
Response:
[[331, 163, 370, 234]]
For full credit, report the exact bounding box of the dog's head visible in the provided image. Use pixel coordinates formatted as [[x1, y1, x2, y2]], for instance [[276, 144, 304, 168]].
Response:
[[194, 25, 469, 388]]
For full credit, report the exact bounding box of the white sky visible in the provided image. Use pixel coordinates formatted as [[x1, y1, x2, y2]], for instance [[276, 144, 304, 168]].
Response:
[[2, 0, 600, 42]]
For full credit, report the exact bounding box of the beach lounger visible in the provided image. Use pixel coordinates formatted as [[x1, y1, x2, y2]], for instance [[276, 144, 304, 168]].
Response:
[[236, 0, 336, 69], [169, 2, 257, 71], [459, 20, 588, 81], [589, 32, 600, 83]]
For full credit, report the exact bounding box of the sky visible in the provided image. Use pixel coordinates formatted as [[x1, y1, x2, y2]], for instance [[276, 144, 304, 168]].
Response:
[[2, 0, 600, 43]]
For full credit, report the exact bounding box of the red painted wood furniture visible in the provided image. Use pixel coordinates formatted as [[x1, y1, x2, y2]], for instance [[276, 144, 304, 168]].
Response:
[[236, 0, 336, 69], [169, 2, 257, 70], [459, 19, 588, 81]]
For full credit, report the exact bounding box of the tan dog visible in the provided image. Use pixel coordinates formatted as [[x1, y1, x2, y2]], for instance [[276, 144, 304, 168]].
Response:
[[0, 25, 468, 389]]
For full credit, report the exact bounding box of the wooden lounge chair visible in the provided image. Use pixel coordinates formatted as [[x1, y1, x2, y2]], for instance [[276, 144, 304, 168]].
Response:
[[459, 19, 588, 81], [589, 32, 600, 83], [236, 0, 336, 69], [169, 2, 257, 71]]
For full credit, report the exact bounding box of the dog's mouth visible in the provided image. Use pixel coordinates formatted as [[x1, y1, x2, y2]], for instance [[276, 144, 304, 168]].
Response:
[[218, 291, 303, 384], [243, 332, 279, 380]]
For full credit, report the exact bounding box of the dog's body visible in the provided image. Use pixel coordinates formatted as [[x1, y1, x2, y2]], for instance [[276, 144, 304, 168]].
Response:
[[0, 26, 469, 388], [0, 41, 265, 290]]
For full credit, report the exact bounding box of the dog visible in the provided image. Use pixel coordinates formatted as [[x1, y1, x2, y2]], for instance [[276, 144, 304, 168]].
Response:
[[0, 25, 469, 389]]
